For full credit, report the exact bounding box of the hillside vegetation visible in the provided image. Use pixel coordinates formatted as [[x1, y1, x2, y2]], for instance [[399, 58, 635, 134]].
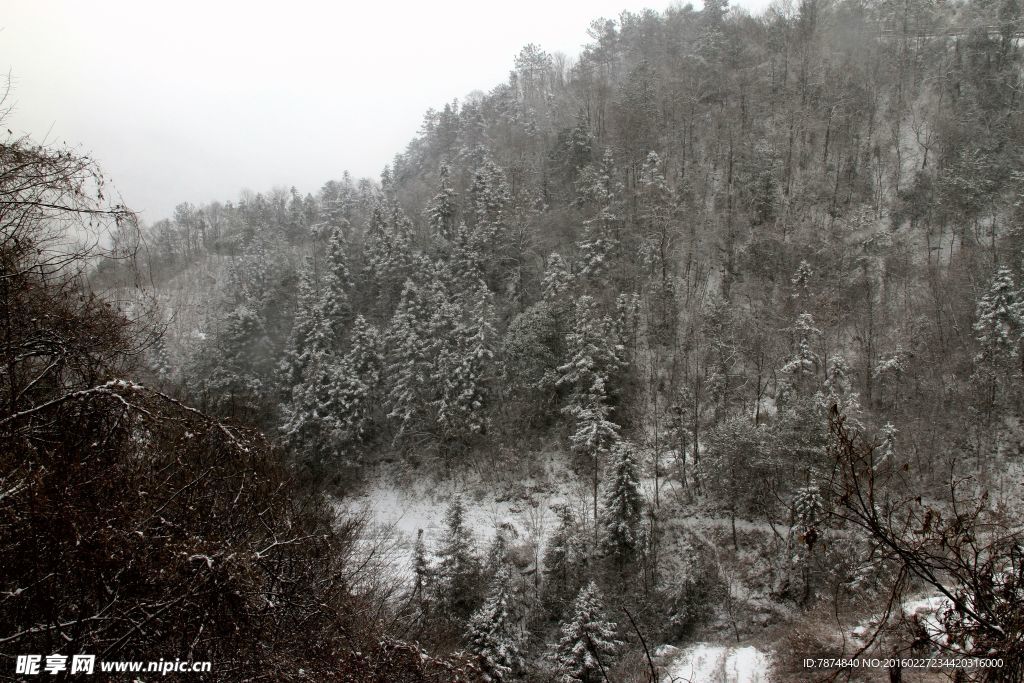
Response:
[[83, 0, 1024, 679]]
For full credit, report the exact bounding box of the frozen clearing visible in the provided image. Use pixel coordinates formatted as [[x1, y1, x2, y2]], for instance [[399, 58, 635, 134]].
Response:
[[850, 593, 952, 644], [661, 643, 772, 683], [336, 481, 569, 582], [342, 482, 556, 542]]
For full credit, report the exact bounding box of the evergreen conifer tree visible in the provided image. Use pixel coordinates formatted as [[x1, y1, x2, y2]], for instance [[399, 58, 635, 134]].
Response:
[[435, 283, 497, 440], [542, 252, 573, 303], [781, 312, 821, 396], [363, 198, 415, 314], [599, 441, 645, 567], [551, 581, 621, 683], [577, 148, 622, 282], [279, 265, 319, 400], [335, 314, 382, 445], [435, 496, 482, 622], [385, 279, 432, 441], [150, 334, 172, 384], [791, 260, 813, 301], [410, 528, 433, 629], [466, 565, 522, 682], [558, 296, 625, 522], [321, 225, 353, 340], [543, 505, 587, 614], [974, 266, 1024, 375], [280, 304, 341, 465], [426, 164, 459, 241]]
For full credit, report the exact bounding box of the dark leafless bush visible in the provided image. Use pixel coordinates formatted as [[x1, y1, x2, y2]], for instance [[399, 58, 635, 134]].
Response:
[[828, 407, 1024, 682]]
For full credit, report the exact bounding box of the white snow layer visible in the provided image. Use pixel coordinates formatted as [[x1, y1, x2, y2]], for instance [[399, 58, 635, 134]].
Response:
[[850, 593, 952, 644], [661, 643, 771, 683]]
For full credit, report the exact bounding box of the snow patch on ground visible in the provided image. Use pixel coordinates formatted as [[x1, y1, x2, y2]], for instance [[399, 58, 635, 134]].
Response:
[[661, 643, 771, 683], [849, 593, 952, 645], [337, 481, 567, 583], [344, 482, 548, 543], [902, 594, 952, 643]]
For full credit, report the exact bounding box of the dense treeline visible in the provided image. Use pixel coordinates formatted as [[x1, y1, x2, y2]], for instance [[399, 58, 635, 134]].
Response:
[[99, 0, 1024, 678], [0, 126, 483, 679]]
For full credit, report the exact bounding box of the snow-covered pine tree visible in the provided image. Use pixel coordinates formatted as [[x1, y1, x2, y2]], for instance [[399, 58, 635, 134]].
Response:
[[794, 483, 823, 547], [467, 159, 511, 288], [501, 301, 563, 428], [638, 150, 669, 203], [974, 266, 1024, 376], [419, 261, 463, 437], [321, 225, 353, 341], [435, 496, 482, 622], [318, 177, 355, 234], [278, 265, 319, 401], [425, 163, 459, 242], [551, 581, 621, 683], [198, 230, 287, 418], [541, 252, 573, 303], [873, 345, 906, 411], [223, 230, 281, 307], [564, 385, 619, 527], [280, 304, 341, 466], [816, 354, 862, 428], [791, 259, 813, 301], [566, 110, 593, 174], [286, 186, 309, 242], [466, 565, 523, 682], [470, 159, 510, 236], [202, 302, 273, 417], [410, 528, 433, 629], [542, 504, 586, 614], [614, 292, 641, 357], [792, 482, 825, 605], [636, 153, 675, 287], [150, 333, 172, 384], [413, 528, 431, 601], [577, 148, 622, 283], [599, 441, 645, 567], [878, 422, 897, 466], [334, 314, 382, 446], [558, 295, 625, 522], [557, 296, 625, 397], [363, 198, 415, 315], [361, 199, 389, 289], [379, 164, 394, 194], [449, 222, 487, 294], [540, 252, 576, 344], [971, 267, 1024, 439], [780, 312, 821, 396], [435, 283, 497, 441], [384, 279, 432, 442]]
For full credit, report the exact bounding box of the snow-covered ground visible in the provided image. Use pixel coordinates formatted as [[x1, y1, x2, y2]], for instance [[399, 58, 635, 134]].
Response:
[[341, 474, 781, 681], [850, 593, 952, 646], [660, 643, 772, 683], [337, 478, 572, 584], [902, 594, 952, 642], [344, 480, 563, 543]]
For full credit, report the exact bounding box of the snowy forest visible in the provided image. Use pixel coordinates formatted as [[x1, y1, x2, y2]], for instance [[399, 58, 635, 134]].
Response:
[[3, 0, 1024, 680]]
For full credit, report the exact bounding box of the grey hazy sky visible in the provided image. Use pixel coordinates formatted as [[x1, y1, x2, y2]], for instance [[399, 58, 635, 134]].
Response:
[[3, 0, 770, 223]]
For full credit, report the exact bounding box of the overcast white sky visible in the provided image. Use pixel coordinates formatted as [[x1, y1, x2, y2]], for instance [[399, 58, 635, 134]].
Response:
[[2, 0, 770, 223]]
